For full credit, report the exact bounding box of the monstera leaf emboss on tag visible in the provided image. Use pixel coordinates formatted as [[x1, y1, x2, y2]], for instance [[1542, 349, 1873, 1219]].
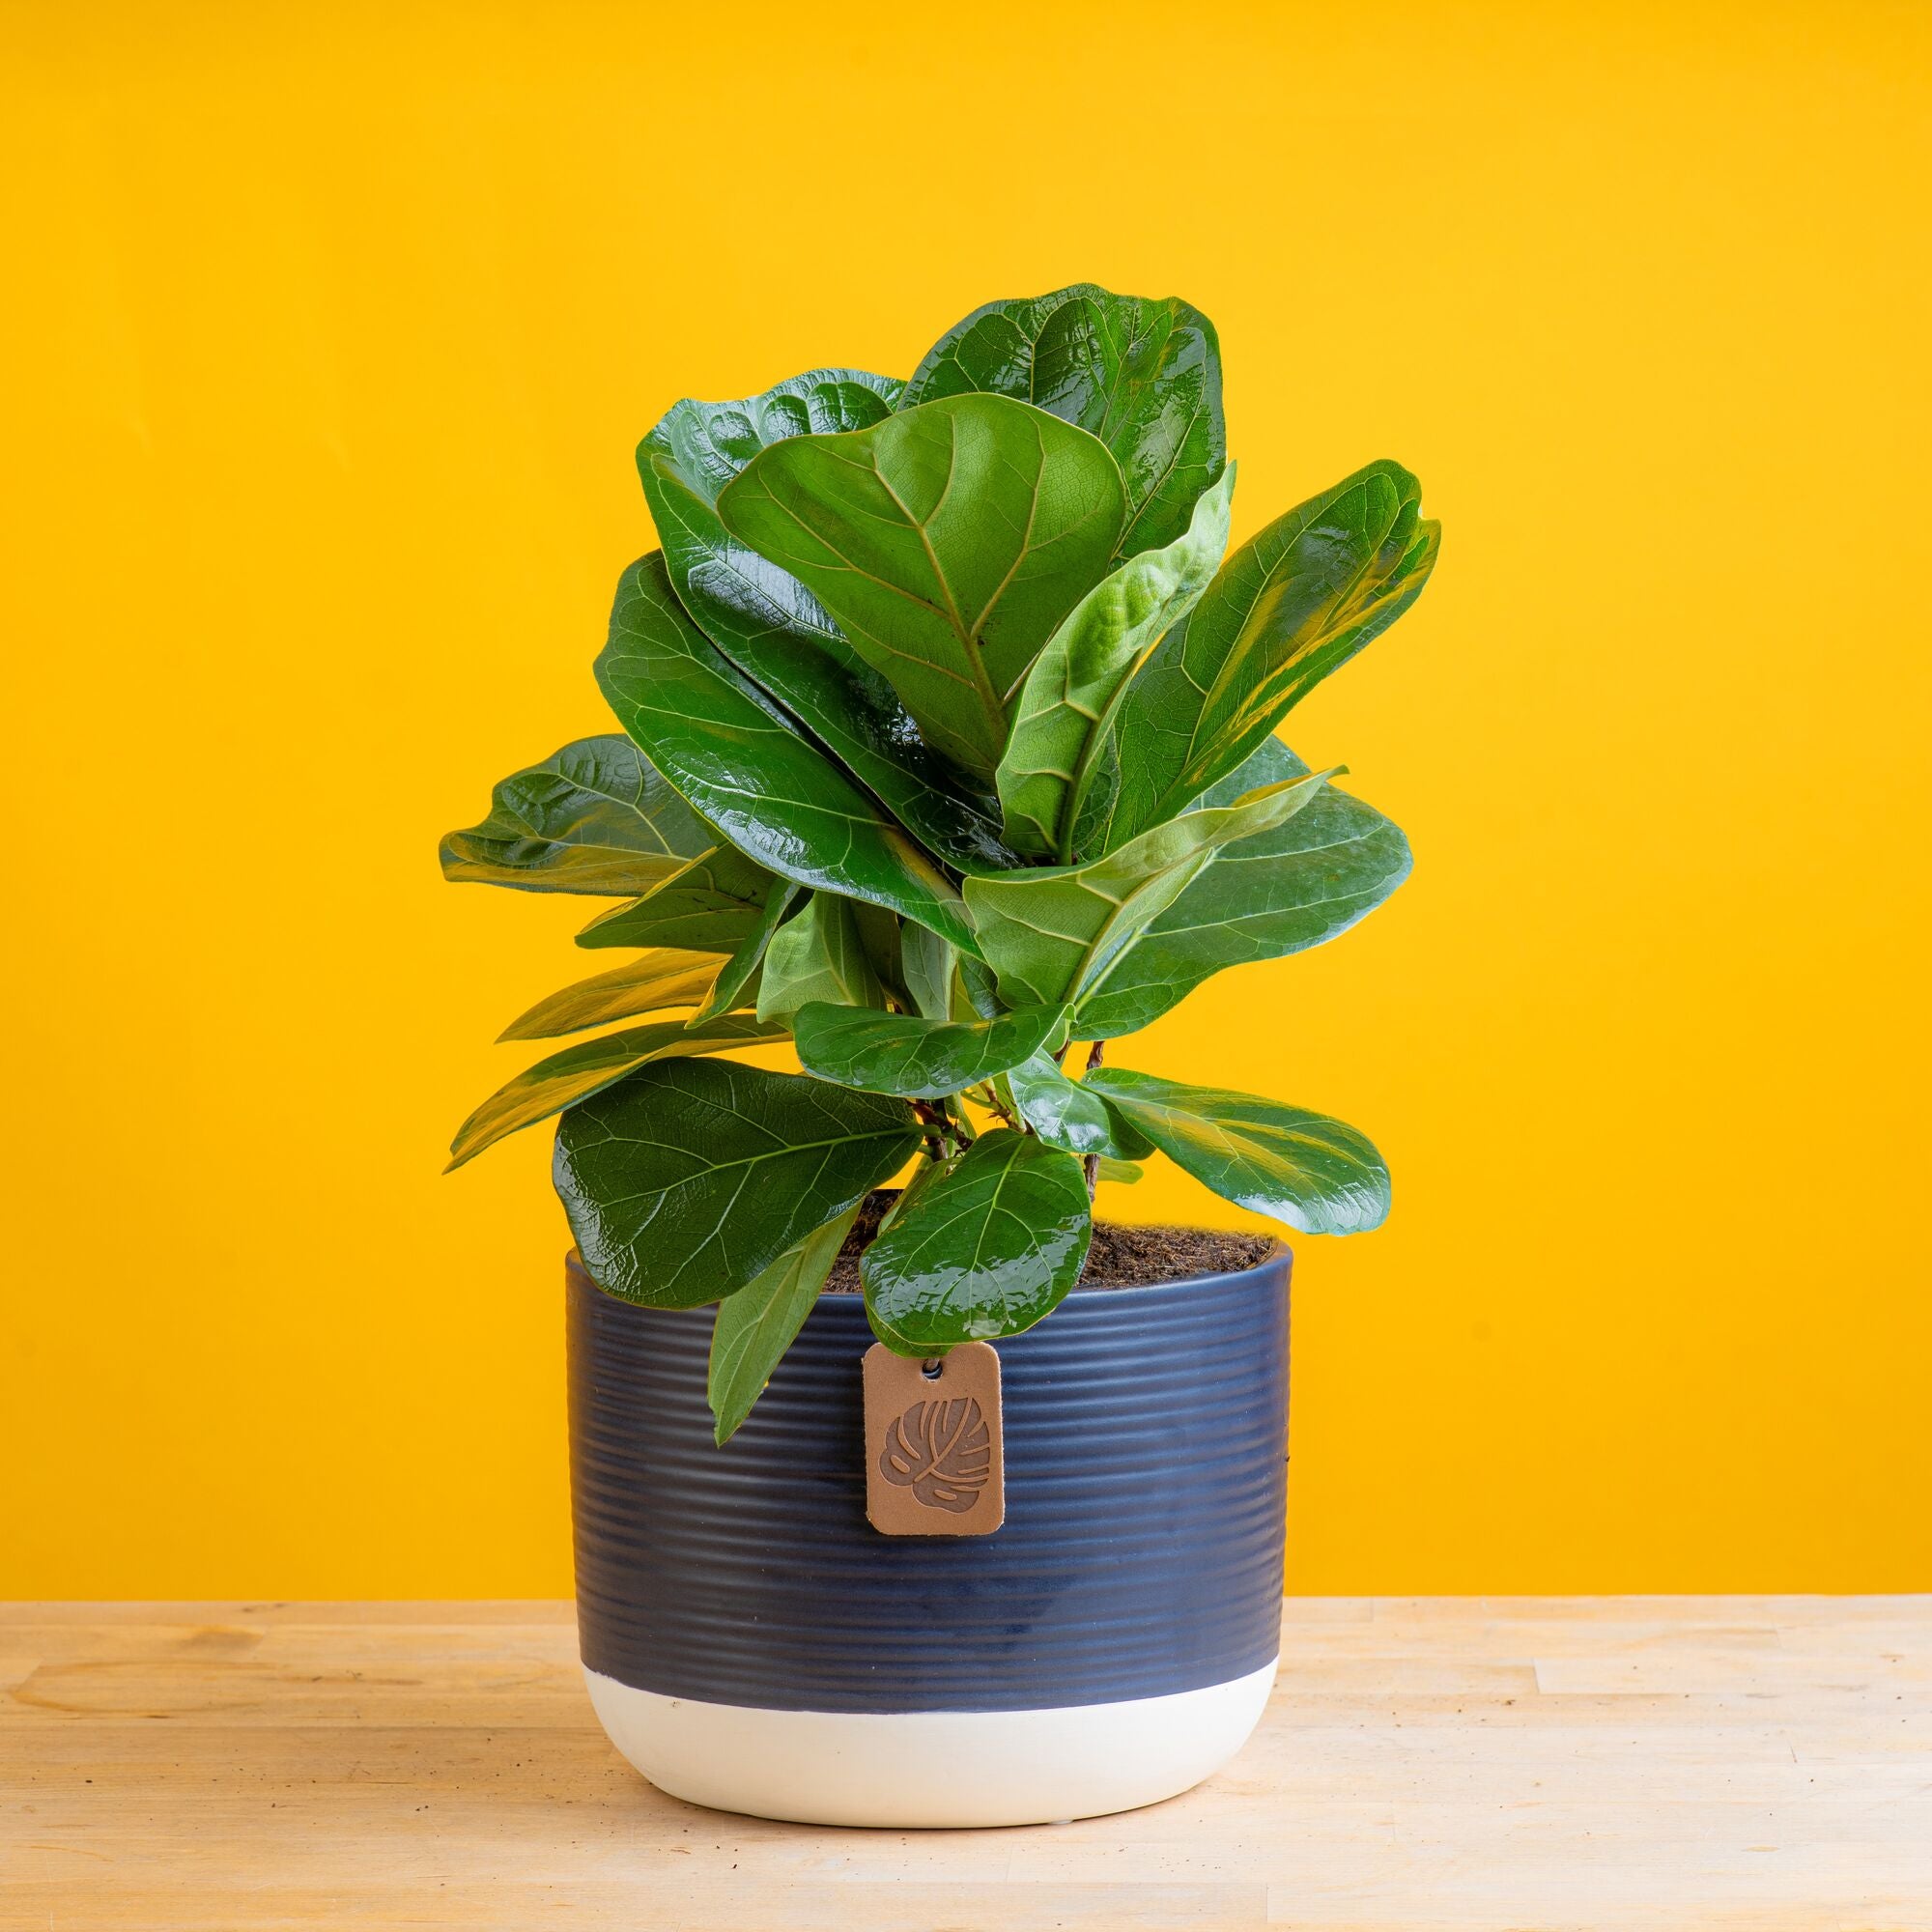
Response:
[[878, 1395, 993, 1512], [863, 1343, 1006, 1536]]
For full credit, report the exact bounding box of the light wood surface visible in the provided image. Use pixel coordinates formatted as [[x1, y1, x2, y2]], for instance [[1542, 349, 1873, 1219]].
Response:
[[2, 1598, 1927, 1930]]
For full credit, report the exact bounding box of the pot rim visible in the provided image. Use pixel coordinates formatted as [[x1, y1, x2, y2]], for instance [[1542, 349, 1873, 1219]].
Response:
[[564, 1238, 1291, 1304]]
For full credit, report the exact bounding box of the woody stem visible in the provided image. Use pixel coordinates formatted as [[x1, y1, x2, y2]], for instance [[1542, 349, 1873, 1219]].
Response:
[[1081, 1039, 1105, 1200]]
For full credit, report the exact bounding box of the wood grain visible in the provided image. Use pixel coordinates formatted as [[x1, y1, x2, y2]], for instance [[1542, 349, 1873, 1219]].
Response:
[[2, 1599, 1927, 1930]]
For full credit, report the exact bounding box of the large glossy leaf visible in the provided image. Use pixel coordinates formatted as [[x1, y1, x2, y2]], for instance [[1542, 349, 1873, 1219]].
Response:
[[708, 1204, 859, 1445], [639, 374, 1014, 874], [639, 375, 899, 662], [1076, 737, 1411, 1038], [1086, 1068, 1389, 1235], [440, 736, 718, 895], [861, 1131, 1093, 1352], [638, 371, 897, 668], [1003, 1053, 1151, 1158], [963, 768, 1335, 1012], [574, 841, 775, 953], [901, 284, 1226, 561], [755, 891, 886, 1022], [498, 949, 729, 1041], [445, 1013, 785, 1171], [793, 1001, 1068, 1100], [998, 467, 1234, 859], [715, 393, 1125, 781], [554, 1058, 922, 1307], [596, 553, 975, 949], [1080, 461, 1438, 853], [689, 878, 798, 1024]]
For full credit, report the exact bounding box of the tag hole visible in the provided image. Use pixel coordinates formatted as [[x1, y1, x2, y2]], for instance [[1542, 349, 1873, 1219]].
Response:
[[920, 1357, 942, 1381]]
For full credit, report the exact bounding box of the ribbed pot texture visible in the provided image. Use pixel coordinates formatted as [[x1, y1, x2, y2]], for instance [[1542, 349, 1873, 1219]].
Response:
[[566, 1246, 1291, 1717]]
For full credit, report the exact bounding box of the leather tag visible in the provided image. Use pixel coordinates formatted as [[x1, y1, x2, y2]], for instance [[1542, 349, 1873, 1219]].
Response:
[[863, 1342, 1005, 1537]]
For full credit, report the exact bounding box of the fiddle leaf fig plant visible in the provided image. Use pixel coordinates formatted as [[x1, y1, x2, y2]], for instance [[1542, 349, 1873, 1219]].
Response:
[[441, 282, 1438, 1442]]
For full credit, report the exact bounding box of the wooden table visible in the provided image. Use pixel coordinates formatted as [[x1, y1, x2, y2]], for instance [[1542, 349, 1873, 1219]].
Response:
[[3, 1598, 1927, 1929]]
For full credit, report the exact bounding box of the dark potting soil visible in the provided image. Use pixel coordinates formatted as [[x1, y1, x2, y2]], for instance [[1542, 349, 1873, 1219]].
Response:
[[1079, 1220, 1278, 1287], [819, 1191, 1278, 1294]]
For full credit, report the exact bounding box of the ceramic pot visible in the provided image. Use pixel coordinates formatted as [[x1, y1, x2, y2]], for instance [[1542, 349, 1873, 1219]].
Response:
[[566, 1244, 1290, 1828]]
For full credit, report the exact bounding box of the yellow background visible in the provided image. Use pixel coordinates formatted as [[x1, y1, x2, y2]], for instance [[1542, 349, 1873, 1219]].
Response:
[[4, 1, 1928, 1598]]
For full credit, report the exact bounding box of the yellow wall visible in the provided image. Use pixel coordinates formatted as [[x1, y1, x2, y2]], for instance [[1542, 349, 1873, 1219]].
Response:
[[4, 0, 1928, 1598]]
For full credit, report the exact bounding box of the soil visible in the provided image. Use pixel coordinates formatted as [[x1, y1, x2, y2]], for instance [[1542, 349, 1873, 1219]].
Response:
[[1079, 1220, 1279, 1287], [821, 1190, 1278, 1294]]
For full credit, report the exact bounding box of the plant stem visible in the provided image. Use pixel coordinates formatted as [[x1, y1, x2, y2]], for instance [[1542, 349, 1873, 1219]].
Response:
[[970, 1080, 1022, 1131], [911, 1098, 958, 1159], [1081, 1039, 1105, 1199]]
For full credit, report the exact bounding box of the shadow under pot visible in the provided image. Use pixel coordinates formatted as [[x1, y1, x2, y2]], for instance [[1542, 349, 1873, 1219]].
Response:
[[566, 1244, 1291, 1829]]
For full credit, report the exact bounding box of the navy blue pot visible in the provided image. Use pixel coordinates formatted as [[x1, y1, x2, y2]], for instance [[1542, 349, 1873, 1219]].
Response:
[[565, 1247, 1291, 1826]]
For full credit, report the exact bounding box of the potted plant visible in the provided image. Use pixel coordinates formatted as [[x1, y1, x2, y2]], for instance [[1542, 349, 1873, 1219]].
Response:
[[441, 283, 1437, 1827]]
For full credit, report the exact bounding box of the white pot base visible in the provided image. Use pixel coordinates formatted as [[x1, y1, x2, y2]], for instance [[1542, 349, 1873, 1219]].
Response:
[[583, 1658, 1279, 1828]]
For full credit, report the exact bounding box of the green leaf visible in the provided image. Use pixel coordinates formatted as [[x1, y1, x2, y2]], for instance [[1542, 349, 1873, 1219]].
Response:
[[849, 900, 910, 1009], [638, 372, 899, 663], [793, 1002, 1068, 1100], [963, 768, 1336, 1012], [555, 1058, 922, 1307], [498, 949, 731, 1041], [716, 393, 1125, 781], [1080, 460, 1438, 853], [899, 923, 957, 1021], [1095, 1157, 1144, 1185], [1085, 1068, 1389, 1236], [755, 891, 886, 1022], [639, 374, 1016, 874], [1004, 1053, 1151, 1158], [573, 840, 776, 953], [901, 284, 1226, 561], [708, 1204, 859, 1445], [956, 953, 1001, 1021], [596, 553, 975, 951], [445, 1013, 786, 1172], [668, 366, 899, 460], [1075, 737, 1411, 1038], [861, 1131, 1093, 1352], [440, 736, 719, 895], [689, 878, 798, 1024], [998, 467, 1235, 859]]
